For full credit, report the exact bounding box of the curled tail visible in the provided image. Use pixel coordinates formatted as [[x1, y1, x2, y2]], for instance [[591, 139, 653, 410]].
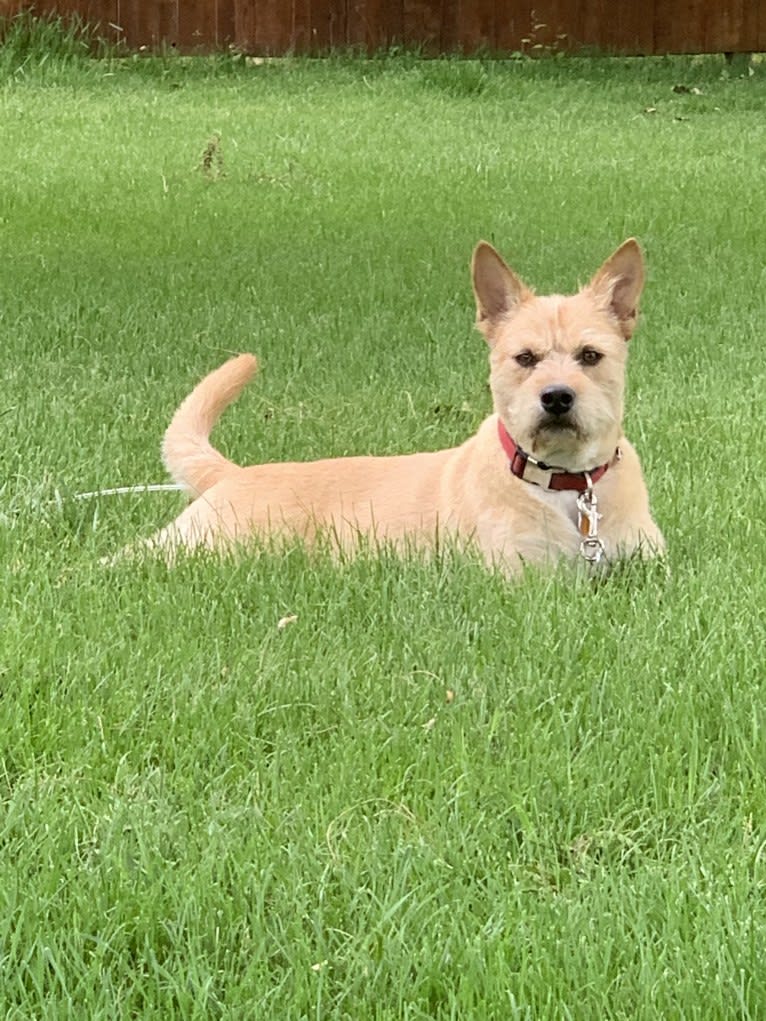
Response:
[[162, 354, 258, 496]]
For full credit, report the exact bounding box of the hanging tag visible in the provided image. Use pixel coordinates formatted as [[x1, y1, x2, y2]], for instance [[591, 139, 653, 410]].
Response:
[[576, 486, 605, 564]]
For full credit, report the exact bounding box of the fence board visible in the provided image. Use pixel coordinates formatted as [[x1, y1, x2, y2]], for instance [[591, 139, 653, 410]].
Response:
[[113, 0, 151, 47], [146, 0, 177, 48], [346, 0, 372, 49], [362, 0, 408, 51], [582, 0, 654, 55], [217, 0, 236, 49], [252, 0, 289, 52], [494, 1, 526, 53], [705, 0, 749, 52], [2, 0, 764, 54], [403, 0, 441, 51], [233, 0, 255, 52], [455, 0, 495, 52], [176, 0, 215, 50], [287, 0, 310, 51], [306, 0, 341, 51], [527, 0, 584, 51], [742, 0, 762, 51], [654, 0, 706, 53]]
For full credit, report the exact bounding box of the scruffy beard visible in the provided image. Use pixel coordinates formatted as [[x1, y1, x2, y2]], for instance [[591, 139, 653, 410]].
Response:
[[529, 414, 586, 455], [523, 413, 605, 470], [532, 416, 584, 441]]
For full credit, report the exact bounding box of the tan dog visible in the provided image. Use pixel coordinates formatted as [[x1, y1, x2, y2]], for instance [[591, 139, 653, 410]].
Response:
[[139, 240, 664, 571]]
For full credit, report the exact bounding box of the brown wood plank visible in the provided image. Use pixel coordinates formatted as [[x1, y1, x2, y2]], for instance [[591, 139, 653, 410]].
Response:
[[403, 0, 441, 52], [284, 0, 311, 51], [582, 0, 653, 54], [253, 0, 290, 52], [518, 0, 583, 53], [346, 0, 369, 48], [92, 0, 120, 38], [308, 0, 344, 50], [234, 0, 256, 52], [457, 0, 494, 52], [654, 0, 705, 53], [705, 0, 747, 52], [371, 0, 404, 48], [71, 1, 119, 30], [178, 0, 220, 50], [346, 0, 400, 51], [438, 0, 460, 51], [742, 0, 763, 51], [114, 0, 145, 47], [145, 0, 177, 48], [216, 0, 237, 50], [494, 1, 529, 53], [65, 0, 122, 43], [347, 0, 394, 51]]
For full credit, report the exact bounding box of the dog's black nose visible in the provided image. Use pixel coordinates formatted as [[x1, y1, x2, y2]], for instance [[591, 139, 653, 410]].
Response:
[[540, 385, 576, 417]]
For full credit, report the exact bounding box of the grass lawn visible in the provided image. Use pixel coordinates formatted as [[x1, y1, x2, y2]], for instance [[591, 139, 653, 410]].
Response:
[[2, 22, 766, 1018]]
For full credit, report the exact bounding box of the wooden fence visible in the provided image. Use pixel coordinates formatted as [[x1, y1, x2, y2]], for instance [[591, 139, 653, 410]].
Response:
[[2, 1, 764, 56]]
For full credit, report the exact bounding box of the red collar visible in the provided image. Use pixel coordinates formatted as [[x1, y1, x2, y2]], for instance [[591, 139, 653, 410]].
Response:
[[497, 418, 615, 492]]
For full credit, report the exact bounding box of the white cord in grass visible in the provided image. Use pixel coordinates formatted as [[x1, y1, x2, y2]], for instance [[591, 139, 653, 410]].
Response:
[[71, 483, 186, 500]]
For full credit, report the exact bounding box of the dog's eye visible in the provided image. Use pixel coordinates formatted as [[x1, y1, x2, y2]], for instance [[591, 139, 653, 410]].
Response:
[[514, 351, 538, 368], [579, 348, 603, 366]]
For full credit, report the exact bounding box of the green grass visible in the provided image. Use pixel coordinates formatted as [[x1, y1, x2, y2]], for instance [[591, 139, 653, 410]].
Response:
[[2, 29, 766, 1018]]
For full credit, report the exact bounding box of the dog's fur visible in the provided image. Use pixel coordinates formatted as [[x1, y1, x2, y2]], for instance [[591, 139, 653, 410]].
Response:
[[136, 240, 664, 571]]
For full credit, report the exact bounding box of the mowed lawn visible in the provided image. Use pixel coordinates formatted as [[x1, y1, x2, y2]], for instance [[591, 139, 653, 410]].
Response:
[[2, 34, 766, 1018]]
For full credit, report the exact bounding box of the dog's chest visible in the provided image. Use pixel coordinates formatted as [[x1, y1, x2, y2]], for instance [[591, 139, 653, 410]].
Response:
[[534, 487, 581, 527], [475, 485, 582, 564]]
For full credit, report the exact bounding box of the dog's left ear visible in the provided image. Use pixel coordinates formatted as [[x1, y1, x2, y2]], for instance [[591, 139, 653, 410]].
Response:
[[587, 238, 645, 340]]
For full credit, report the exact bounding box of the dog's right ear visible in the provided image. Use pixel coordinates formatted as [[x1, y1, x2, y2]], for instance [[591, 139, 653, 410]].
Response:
[[471, 242, 533, 344]]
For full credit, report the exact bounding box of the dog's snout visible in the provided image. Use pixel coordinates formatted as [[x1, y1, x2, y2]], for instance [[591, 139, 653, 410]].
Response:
[[540, 385, 576, 417]]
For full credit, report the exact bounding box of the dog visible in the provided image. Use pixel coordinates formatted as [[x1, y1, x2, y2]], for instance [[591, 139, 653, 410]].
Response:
[[134, 239, 664, 572]]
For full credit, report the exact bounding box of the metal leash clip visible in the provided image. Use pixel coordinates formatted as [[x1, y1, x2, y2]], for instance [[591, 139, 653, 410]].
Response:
[[576, 473, 606, 565]]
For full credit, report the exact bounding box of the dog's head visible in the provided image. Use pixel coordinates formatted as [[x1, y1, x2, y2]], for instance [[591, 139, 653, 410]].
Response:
[[472, 239, 644, 471]]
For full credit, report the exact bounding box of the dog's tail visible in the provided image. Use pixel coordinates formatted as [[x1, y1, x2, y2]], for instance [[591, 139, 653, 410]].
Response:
[[162, 354, 258, 496]]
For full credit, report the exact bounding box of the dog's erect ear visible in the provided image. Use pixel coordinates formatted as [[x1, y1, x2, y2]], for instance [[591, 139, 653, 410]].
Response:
[[472, 242, 533, 344], [587, 238, 645, 340]]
